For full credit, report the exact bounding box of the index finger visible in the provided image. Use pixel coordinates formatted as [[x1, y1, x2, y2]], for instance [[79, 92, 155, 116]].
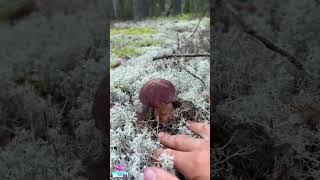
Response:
[[186, 121, 210, 141], [158, 132, 205, 151]]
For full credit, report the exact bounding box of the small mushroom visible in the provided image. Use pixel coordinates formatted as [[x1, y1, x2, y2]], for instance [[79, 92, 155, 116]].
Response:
[[139, 78, 176, 125]]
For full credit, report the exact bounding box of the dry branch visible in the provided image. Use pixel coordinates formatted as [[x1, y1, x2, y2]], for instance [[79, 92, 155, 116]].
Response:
[[215, 146, 255, 166], [178, 61, 207, 88], [187, 8, 208, 41], [177, 8, 209, 52], [153, 53, 210, 60]]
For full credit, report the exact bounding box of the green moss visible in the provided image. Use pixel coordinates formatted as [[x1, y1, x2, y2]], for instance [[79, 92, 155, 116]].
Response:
[[176, 13, 195, 20], [119, 84, 130, 93], [114, 84, 130, 94], [111, 37, 165, 60], [111, 27, 158, 36], [111, 38, 164, 48], [112, 46, 141, 59], [135, 39, 165, 47], [110, 26, 165, 68]]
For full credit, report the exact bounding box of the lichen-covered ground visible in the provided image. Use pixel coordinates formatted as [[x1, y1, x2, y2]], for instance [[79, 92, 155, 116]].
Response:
[[110, 17, 210, 179], [0, 1, 108, 179], [213, 0, 320, 179]]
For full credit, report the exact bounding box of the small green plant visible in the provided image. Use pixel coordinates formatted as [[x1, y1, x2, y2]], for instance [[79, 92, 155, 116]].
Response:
[[117, 84, 130, 94]]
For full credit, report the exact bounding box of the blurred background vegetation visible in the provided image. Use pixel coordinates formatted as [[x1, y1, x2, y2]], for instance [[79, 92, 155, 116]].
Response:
[[110, 0, 209, 21]]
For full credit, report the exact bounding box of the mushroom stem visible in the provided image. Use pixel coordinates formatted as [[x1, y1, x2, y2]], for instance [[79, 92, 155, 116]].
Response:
[[154, 103, 174, 125]]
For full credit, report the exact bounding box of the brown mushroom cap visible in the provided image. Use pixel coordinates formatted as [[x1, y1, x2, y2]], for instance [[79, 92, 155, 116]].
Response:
[[139, 78, 176, 108]]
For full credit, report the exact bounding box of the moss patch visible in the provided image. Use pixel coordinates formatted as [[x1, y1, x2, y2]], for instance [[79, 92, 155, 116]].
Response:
[[112, 46, 141, 59], [110, 37, 166, 68], [133, 38, 165, 47], [111, 27, 158, 36], [176, 13, 196, 20], [111, 32, 166, 61], [110, 27, 164, 61]]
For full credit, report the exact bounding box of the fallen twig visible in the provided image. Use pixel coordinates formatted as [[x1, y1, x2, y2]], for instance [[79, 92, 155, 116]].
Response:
[[215, 146, 255, 166], [178, 61, 207, 88], [187, 9, 208, 41], [153, 53, 210, 60], [177, 7, 209, 51], [182, 66, 206, 87]]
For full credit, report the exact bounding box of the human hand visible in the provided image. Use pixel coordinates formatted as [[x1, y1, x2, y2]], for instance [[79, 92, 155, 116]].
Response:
[[144, 121, 210, 180]]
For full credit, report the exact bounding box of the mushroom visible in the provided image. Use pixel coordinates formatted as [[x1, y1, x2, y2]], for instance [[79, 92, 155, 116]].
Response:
[[92, 75, 109, 137], [90, 75, 108, 180], [139, 78, 176, 125]]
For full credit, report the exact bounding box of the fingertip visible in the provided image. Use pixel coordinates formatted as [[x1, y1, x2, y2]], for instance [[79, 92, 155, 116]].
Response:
[[158, 132, 165, 140], [147, 167, 179, 180], [186, 120, 195, 126], [144, 168, 156, 180], [185, 121, 191, 127], [186, 120, 193, 124]]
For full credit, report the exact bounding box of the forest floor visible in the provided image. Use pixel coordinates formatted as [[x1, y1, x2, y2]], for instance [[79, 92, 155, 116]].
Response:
[[0, 1, 108, 179], [213, 0, 320, 179], [110, 16, 210, 179]]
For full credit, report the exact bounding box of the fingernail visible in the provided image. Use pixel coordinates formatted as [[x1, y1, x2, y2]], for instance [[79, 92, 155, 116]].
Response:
[[144, 168, 156, 180], [186, 121, 191, 127], [158, 132, 165, 140]]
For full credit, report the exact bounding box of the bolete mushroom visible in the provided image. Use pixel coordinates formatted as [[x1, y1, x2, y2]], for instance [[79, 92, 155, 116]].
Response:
[[92, 75, 108, 136], [90, 75, 108, 180], [139, 78, 176, 125]]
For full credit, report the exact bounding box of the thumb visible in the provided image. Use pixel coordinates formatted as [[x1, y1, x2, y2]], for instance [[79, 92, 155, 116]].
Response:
[[144, 167, 179, 180]]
